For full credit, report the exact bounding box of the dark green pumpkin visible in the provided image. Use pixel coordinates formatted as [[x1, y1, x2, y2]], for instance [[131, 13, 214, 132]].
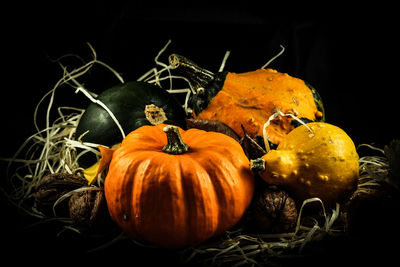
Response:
[[75, 81, 186, 168]]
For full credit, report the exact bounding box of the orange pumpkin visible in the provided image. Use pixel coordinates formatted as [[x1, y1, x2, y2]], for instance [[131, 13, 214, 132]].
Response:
[[102, 124, 254, 248]]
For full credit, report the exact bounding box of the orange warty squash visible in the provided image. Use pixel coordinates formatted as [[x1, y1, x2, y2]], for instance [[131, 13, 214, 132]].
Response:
[[169, 54, 325, 147], [102, 124, 254, 248], [194, 69, 324, 146]]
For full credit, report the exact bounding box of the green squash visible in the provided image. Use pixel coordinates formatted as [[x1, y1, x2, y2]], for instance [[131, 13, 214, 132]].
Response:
[[75, 81, 187, 168]]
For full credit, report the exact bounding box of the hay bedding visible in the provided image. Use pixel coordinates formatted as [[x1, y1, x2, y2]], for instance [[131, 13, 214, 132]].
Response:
[[1, 41, 398, 266]]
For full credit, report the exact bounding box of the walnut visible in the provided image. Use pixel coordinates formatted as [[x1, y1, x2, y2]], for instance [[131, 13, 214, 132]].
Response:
[[244, 187, 298, 233], [68, 187, 111, 230], [34, 172, 87, 216]]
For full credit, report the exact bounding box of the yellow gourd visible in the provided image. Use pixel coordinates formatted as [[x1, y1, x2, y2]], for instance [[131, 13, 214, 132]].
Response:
[[250, 122, 359, 206]]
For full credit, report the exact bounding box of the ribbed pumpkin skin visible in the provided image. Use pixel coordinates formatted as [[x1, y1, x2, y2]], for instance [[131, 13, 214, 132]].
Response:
[[104, 124, 254, 248]]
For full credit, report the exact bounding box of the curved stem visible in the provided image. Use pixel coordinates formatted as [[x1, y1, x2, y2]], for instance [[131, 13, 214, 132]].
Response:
[[168, 54, 214, 90], [162, 125, 189, 155], [168, 54, 227, 116]]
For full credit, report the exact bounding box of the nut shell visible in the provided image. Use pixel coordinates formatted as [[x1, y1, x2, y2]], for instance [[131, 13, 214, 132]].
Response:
[[68, 187, 110, 229], [244, 187, 298, 233], [34, 173, 87, 216]]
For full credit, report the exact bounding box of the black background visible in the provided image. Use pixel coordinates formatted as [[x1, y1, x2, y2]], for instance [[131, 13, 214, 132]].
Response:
[[1, 2, 399, 266], [3, 3, 399, 155]]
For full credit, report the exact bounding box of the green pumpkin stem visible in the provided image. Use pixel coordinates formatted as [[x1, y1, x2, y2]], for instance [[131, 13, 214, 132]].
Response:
[[162, 125, 189, 155], [250, 158, 266, 173]]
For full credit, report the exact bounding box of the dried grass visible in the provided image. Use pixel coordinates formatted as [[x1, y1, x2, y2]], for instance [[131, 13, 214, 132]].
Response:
[[180, 149, 386, 266], [0, 41, 389, 265]]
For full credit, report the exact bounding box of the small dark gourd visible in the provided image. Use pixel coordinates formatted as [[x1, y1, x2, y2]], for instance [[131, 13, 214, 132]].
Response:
[[169, 54, 325, 148], [75, 81, 187, 168]]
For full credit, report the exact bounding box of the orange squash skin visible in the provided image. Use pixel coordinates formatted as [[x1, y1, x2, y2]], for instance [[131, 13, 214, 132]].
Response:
[[195, 69, 323, 145], [104, 124, 254, 248]]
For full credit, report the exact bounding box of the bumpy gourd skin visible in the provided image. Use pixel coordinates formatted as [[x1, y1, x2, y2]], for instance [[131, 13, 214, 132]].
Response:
[[252, 122, 359, 206], [194, 69, 324, 145]]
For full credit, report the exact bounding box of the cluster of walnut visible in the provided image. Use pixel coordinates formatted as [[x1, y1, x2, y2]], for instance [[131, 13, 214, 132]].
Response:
[[34, 155, 298, 236], [34, 172, 111, 231]]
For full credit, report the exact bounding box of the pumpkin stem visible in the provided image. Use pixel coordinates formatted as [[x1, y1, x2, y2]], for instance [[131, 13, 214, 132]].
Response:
[[162, 125, 189, 155], [168, 54, 215, 90], [250, 158, 266, 173], [169, 53, 228, 116]]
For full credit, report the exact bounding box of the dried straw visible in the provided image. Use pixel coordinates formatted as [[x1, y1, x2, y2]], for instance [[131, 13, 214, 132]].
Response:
[[181, 149, 386, 266], [1, 40, 191, 211], [0, 41, 389, 265]]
